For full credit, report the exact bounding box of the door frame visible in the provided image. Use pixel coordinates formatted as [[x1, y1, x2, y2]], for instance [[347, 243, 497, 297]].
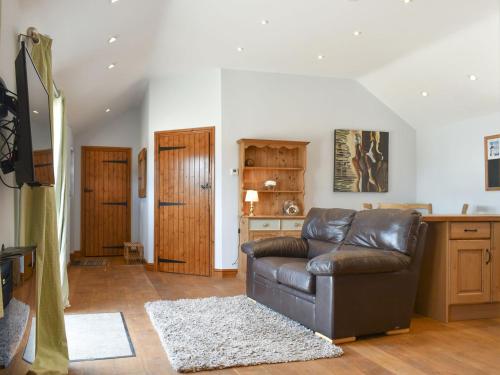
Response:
[[154, 127, 215, 276], [81, 146, 132, 257]]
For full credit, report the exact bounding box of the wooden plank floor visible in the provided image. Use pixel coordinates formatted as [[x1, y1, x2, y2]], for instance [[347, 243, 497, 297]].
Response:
[[4, 258, 500, 375]]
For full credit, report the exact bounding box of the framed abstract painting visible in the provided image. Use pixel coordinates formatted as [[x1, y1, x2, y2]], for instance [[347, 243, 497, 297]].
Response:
[[485, 134, 500, 191], [334, 129, 389, 193]]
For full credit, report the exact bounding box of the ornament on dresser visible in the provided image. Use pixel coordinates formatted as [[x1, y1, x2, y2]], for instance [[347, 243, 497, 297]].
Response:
[[245, 159, 255, 167], [264, 180, 277, 191], [283, 200, 300, 216]]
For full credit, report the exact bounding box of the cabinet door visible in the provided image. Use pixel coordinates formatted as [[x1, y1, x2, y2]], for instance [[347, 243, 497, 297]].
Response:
[[450, 240, 491, 305], [492, 223, 500, 302]]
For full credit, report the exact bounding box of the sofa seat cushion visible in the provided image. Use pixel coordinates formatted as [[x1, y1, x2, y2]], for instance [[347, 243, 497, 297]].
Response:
[[306, 245, 411, 276], [277, 260, 315, 294], [253, 257, 306, 282]]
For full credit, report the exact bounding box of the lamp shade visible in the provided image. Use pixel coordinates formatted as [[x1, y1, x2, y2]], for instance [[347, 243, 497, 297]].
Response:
[[245, 190, 259, 202]]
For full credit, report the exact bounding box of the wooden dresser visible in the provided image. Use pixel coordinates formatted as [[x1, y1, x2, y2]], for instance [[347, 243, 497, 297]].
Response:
[[237, 139, 309, 278], [416, 215, 500, 322]]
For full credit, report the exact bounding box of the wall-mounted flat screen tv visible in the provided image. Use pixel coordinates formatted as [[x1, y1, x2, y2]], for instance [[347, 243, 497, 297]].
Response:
[[15, 42, 54, 186]]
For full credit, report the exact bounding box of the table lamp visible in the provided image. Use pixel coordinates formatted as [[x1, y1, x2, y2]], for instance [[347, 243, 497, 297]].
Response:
[[245, 190, 259, 216]]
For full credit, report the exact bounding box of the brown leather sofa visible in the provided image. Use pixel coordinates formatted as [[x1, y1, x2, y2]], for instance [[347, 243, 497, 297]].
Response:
[[241, 208, 428, 343]]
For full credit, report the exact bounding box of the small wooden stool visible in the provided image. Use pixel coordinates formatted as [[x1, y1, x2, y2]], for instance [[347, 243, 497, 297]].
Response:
[[123, 242, 144, 264]]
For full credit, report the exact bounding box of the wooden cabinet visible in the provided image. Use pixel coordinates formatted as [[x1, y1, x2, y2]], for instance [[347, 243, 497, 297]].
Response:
[[416, 216, 500, 322], [237, 139, 309, 278], [449, 240, 491, 305], [450, 222, 490, 239], [493, 223, 500, 302], [239, 217, 304, 277]]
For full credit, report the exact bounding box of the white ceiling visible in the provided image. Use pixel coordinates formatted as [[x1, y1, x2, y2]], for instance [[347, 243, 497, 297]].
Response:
[[17, 0, 499, 131], [18, 0, 166, 131]]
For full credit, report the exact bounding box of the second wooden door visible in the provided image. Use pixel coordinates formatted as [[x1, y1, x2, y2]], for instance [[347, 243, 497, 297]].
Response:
[[155, 128, 213, 276], [81, 146, 131, 257]]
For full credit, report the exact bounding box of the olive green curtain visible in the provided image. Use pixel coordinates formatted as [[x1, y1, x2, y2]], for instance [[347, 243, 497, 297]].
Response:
[[53, 94, 70, 308], [21, 34, 69, 375], [20, 187, 68, 375], [31, 32, 70, 310]]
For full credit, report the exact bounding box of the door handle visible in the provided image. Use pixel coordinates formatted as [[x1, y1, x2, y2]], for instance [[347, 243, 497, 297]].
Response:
[[200, 183, 211, 190], [486, 249, 492, 265]]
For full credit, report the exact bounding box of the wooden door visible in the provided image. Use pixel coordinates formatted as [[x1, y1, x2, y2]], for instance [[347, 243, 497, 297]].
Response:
[[155, 128, 214, 276], [450, 240, 491, 304], [492, 223, 500, 302], [33, 149, 54, 185], [81, 147, 131, 257]]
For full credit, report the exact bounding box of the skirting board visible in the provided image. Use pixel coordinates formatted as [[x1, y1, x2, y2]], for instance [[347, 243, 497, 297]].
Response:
[[70, 251, 82, 261], [144, 263, 154, 272], [449, 303, 500, 321], [213, 269, 238, 279]]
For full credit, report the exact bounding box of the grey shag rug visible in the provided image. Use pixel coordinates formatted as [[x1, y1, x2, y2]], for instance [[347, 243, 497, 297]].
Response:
[[145, 295, 343, 373], [0, 298, 30, 368]]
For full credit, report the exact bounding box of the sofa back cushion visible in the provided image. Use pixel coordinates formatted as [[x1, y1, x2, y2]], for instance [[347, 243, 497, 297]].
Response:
[[302, 208, 356, 258], [344, 209, 421, 255]]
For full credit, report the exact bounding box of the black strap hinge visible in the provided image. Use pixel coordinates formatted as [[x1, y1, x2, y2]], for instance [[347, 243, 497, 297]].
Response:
[[158, 146, 186, 153], [102, 202, 128, 206], [158, 257, 186, 264], [103, 160, 128, 164], [158, 201, 185, 207], [34, 163, 53, 168]]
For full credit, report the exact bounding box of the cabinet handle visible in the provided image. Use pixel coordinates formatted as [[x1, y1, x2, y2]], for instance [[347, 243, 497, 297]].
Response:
[[263, 223, 269, 228], [295, 222, 302, 227], [464, 228, 478, 232], [486, 249, 492, 265]]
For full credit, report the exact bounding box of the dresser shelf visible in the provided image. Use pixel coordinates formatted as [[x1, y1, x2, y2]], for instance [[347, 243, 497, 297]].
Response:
[[243, 167, 304, 171], [243, 190, 304, 194], [237, 139, 309, 278]]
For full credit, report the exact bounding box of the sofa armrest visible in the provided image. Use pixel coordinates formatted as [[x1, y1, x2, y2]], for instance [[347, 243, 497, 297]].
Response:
[[306, 247, 411, 276], [241, 237, 308, 258]]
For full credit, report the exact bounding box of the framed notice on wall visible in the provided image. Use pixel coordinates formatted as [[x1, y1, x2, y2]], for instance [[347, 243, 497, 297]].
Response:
[[485, 134, 500, 191]]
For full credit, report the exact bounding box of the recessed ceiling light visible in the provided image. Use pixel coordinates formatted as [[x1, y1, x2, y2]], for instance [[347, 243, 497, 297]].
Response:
[[421, 91, 429, 97], [469, 74, 478, 81], [353, 30, 362, 36], [236, 47, 244, 52], [32, 110, 39, 114], [105, 108, 111, 113], [108, 36, 118, 44], [403, 0, 413, 3], [261, 19, 269, 25], [317, 55, 325, 60], [110, 0, 119, 3], [108, 63, 116, 69]]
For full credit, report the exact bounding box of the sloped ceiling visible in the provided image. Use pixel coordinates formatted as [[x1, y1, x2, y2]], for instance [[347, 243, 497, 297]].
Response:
[[18, 0, 166, 131], [360, 14, 500, 129], [15, 0, 499, 131]]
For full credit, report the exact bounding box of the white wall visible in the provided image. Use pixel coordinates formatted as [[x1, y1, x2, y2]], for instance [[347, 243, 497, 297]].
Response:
[[138, 69, 416, 269], [71, 108, 142, 252], [417, 112, 500, 214], [139, 70, 222, 264], [0, 0, 20, 248], [220, 69, 417, 269]]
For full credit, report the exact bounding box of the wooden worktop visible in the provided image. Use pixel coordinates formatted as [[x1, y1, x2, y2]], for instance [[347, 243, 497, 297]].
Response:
[[423, 214, 500, 222]]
